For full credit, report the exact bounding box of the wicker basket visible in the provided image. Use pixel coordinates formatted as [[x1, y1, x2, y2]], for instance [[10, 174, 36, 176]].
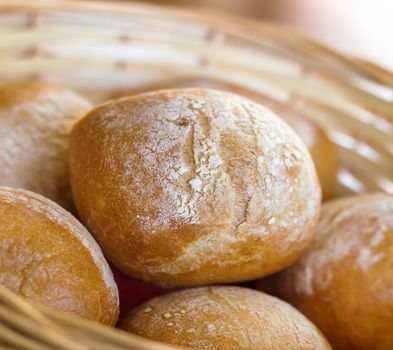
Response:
[[0, 0, 392, 349]]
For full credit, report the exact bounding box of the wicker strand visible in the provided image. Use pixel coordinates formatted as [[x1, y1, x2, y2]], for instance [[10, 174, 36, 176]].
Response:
[[0, 343, 29, 350], [40, 307, 182, 350], [0, 304, 87, 350], [0, 286, 182, 350], [0, 322, 55, 350]]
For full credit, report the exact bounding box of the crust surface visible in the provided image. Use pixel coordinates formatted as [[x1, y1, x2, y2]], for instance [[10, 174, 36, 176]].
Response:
[[0, 81, 91, 209], [121, 286, 331, 350], [124, 78, 337, 199], [276, 193, 393, 349], [0, 186, 119, 325], [70, 88, 321, 285]]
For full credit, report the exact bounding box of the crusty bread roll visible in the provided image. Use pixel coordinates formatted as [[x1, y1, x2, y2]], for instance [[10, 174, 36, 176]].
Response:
[[70, 88, 321, 286], [124, 78, 337, 199], [274, 193, 393, 349], [0, 81, 92, 209], [120, 286, 332, 349], [0, 186, 119, 325]]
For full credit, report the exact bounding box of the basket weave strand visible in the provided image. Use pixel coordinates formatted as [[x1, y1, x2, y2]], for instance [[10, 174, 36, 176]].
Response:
[[0, 285, 181, 349]]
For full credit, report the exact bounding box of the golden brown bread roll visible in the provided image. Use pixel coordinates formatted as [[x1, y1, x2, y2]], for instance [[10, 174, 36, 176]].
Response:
[[0, 186, 119, 325], [273, 193, 393, 349], [0, 81, 92, 209], [120, 286, 332, 350], [124, 78, 337, 199], [70, 88, 321, 286]]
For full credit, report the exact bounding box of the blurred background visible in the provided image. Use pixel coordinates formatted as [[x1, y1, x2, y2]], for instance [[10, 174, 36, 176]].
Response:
[[135, 0, 393, 71]]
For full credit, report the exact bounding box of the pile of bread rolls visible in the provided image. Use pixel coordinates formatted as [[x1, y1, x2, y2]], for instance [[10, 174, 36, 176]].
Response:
[[0, 79, 392, 350]]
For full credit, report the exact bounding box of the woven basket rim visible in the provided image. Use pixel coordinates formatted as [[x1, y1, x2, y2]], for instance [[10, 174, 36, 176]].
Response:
[[2, 0, 392, 86]]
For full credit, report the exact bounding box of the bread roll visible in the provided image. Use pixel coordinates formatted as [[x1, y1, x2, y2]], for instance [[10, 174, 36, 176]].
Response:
[[274, 193, 393, 349], [120, 286, 331, 349], [124, 78, 337, 199], [70, 88, 321, 286], [0, 81, 92, 209], [0, 186, 119, 325]]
